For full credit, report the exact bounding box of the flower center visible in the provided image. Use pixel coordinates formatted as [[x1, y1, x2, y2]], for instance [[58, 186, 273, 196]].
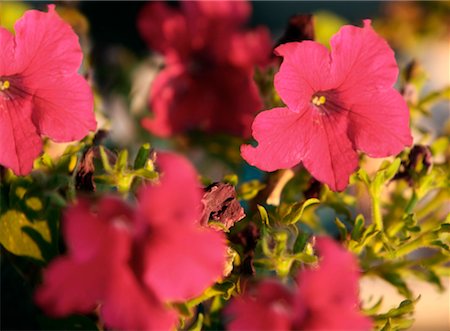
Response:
[[0, 80, 10, 91], [311, 95, 326, 106]]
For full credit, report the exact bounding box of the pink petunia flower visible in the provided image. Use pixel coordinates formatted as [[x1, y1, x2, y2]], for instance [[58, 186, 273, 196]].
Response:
[[35, 153, 227, 330], [138, 1, 271, 138], [226, 237, 373, 331], [241, 20, 413, 191], [0, 5, 96, 175]]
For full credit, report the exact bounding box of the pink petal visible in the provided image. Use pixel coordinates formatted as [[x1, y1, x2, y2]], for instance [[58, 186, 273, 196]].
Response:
[[297, 238, 360, 310], [0, 28, 16, 75], [143, 224, 226, 302], [226, 280, 294, 331], [274, 42, 334, 112], [63, 198, 133, 262], [300, 110, 359, 192], [36, 198, 134, 318], [137, 152, 203, 227], [241, 107, 307, 172], [14, 5, 82, 77], [330, 20, 398, 93], [28, 72, 96, 142], [142, 65, 196, 137], [143, 64, 261, 138], [228, 27, 272, 68], [34, 258, 107, 316], [101, 268, 177, 331], [137, 2, 190, 63], [183, 0, 251, 28], [0, 98, 42, 175], [11, 5, 96, 142], [293, 238, 372, 331], [346, 88, 413, 157]]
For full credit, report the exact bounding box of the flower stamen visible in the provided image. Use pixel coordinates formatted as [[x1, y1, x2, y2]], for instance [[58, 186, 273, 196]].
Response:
[[312, 95, 326, 106], [0, 80, 10, 91]]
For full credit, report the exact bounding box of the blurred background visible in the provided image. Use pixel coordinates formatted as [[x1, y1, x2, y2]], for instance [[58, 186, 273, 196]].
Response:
[[1, 1, 449, 330]]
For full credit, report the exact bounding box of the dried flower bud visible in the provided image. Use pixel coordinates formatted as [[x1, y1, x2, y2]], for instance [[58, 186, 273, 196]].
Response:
[[200, 182, 245, 231]]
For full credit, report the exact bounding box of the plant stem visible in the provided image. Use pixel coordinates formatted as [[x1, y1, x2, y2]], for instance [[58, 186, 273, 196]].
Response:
[[371, 191, 383, 231]]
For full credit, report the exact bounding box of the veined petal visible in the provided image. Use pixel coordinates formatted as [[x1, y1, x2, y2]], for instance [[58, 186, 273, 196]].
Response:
[[330, 20, 398, 93], [300, 110, 359, 192], [29, 73, 96, 142], [14, 5, 83, 77], [346, 88, 413, 157], [241, 107, 307, 172], [0, 27, 16, 75], [275, 42, 334, 112], [0, 97, 42, 175]]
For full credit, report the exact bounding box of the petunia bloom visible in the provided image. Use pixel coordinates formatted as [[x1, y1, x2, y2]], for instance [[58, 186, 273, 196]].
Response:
[[138, 1, 271, 138], [241, 20, 413, 191], [226, 237, 372, 331], [0, 5, 96, 175], [35, 153, 227, 330]]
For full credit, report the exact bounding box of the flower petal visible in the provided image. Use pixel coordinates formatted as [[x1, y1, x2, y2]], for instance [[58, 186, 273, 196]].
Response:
[[14, 5, 82, 76], [274, 42, 333, 112], [241, 107, 307, 172], [137, 2, 190, 63], [137, 152, 203, 227], [101, 268, 177, 331], [29, 73, 96, 142], [0, 27, 16, 75], [143, 224, 226, 302], [143, 64, 261, 138], [183, 0, 251, 28], [34, 259, 107, 316], [346, 88, 413, 157], [330, 20, 398, 93], [226, 281, 294, 331], [0, 98, 42, 175], [300, 110, 359, 192]]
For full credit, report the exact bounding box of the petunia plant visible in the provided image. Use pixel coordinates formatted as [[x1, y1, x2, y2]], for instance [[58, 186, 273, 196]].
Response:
[[1, 2, 449, 331]]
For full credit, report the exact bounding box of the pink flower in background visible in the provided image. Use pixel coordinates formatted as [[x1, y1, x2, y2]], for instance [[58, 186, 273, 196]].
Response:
[[0, 5, 96, 175], [138, 1, 271, 138], [226, 237, 372, 331], [36, 153, 227, 330], [241, 20, 413, 191]]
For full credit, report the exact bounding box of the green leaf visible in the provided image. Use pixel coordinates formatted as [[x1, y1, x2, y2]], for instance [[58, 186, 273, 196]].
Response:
[[238, 180, 266, 200], [351, 214, 365, 241], [282, 198, 320, 225], [257, 205, 269, 226], [0, 210, 51, 261], [381, 272, 413, 298], [133, 143, 151, 169], [384, 158, 402, 182], [223, 174, 238, 186], [188, 313, 204, 331], [99, 146, 113, 172], [115, 150, 129, 172], [357, 168, 370, 186], [293, 232, 310, 253], [335, 217, 348, 241]]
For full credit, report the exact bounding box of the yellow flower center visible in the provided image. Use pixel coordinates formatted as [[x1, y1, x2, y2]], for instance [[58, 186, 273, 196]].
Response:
[[0, 80, 10, 91], [312, 95, 326, 106]]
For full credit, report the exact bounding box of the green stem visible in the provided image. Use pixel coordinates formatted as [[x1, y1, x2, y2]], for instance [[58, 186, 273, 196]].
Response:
[[371, 191, 383, 231]]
